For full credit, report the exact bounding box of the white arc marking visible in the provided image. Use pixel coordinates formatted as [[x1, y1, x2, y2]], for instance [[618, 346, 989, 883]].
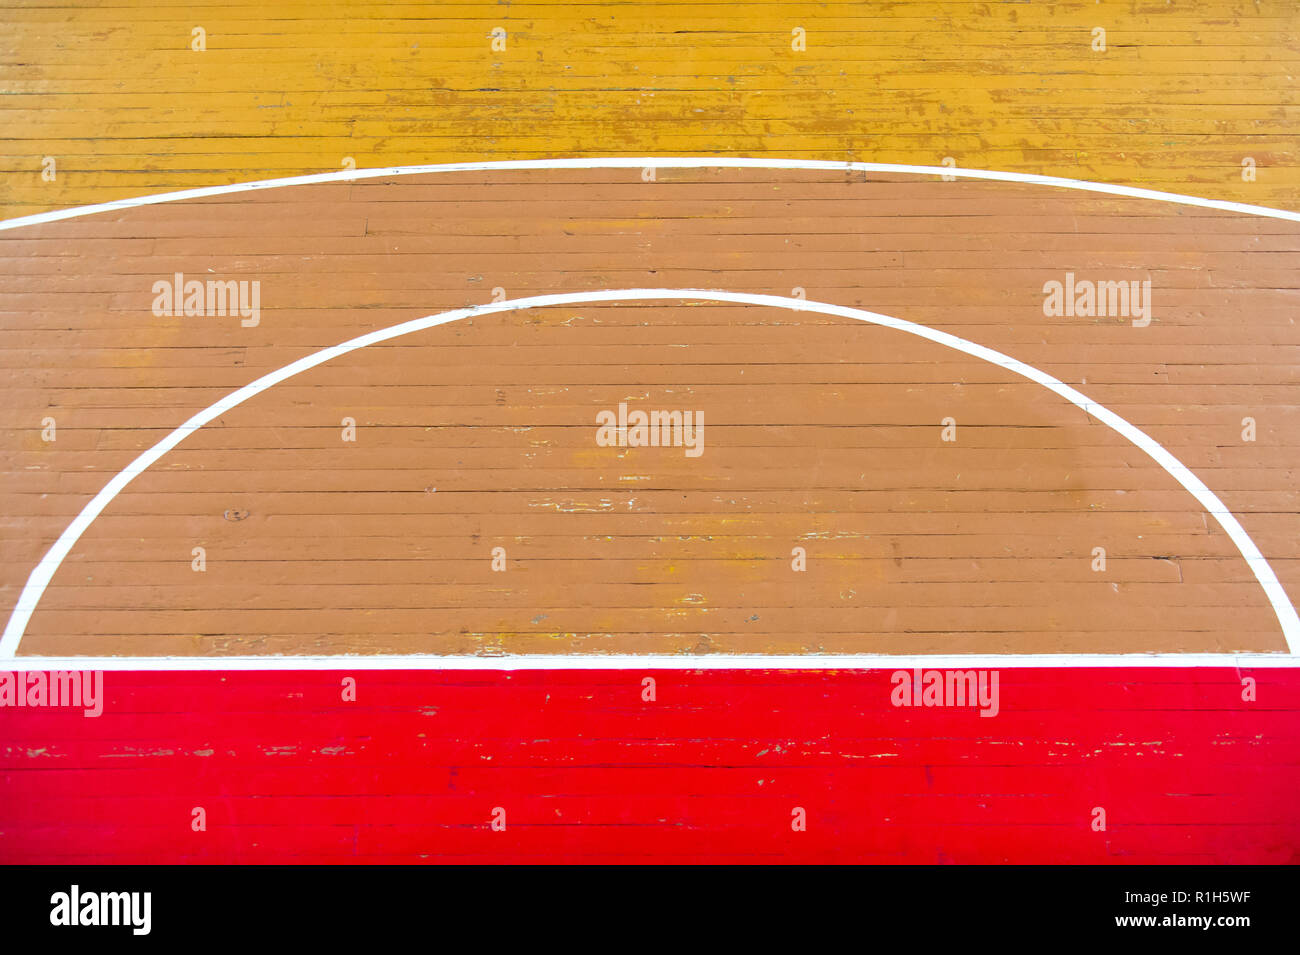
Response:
[[1, 290, 1295, 657], [1, 157, 1298, 234]]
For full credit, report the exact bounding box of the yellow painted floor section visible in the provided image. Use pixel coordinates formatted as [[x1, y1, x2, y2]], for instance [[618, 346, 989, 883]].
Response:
[[0, 1, 1297, 217]]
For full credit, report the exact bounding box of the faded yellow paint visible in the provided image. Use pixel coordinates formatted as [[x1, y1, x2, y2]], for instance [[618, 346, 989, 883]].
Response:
[[1, 1, 1297, 218]]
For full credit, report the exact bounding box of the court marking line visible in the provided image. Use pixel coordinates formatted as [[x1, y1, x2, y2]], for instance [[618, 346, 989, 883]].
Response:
[[2, 157, 1299, 233], [0, 654, 1294, 671], [2, 289, 1295, 660]]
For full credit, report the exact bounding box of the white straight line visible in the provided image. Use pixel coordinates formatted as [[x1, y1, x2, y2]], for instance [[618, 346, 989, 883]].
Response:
[[2, 157, 1299, 233], [2, 289, 1296, 662], [0, 653, 1293, 671]]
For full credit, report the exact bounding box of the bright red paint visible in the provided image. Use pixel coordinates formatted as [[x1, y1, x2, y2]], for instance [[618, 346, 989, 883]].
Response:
[[1, 668, 1296, 863]]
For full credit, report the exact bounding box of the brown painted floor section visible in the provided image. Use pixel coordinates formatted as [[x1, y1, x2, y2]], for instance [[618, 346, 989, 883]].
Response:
[[1, 169, 1296, 655]]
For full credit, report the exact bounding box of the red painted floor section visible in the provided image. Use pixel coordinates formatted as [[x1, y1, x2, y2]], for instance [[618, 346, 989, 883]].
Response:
[[1, 667, 1297, 864]]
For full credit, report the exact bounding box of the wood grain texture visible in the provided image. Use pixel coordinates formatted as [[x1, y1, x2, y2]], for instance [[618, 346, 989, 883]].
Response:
[[1, 1, 1297, 218], [1, 667, 1295, 863], [1, 4, 1297, 868], [1, 169, 1295, 655]]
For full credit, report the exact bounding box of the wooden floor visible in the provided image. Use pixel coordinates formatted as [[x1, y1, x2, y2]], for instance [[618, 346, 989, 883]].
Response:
[[2, 1, 1298, 218], [3, 667, 1297, 864], [1, 168, 1296, 655], [1, 2, 1297, 866]]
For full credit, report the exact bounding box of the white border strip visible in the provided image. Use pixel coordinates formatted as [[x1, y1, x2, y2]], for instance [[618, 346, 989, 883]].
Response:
[[0, 653, 1293, 671], [2, 289, 1296, 662], [2, 157, 1299, 232]]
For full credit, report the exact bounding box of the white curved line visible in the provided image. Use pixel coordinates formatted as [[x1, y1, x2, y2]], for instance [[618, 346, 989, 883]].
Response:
[[2, 289, 1295, 657], [2, 157, 1299, 233]]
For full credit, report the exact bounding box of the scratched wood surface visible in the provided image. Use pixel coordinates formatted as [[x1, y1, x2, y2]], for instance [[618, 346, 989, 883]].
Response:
[[1, 169, 1296, 656], [1, 1, 1298, 219], [1, 668, 1297, 863], [1, 1, 1298, 870]]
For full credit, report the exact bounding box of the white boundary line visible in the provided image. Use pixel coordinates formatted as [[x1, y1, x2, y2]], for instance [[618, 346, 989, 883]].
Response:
[[2, 157, 1299, 232], [0, 653, 1293, 671], [2, 289, 1296, 664]]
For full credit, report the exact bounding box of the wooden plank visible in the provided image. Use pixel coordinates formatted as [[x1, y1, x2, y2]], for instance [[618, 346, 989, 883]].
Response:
[[0, 668, 1295, 863], [2, 1, 1297, 218]]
